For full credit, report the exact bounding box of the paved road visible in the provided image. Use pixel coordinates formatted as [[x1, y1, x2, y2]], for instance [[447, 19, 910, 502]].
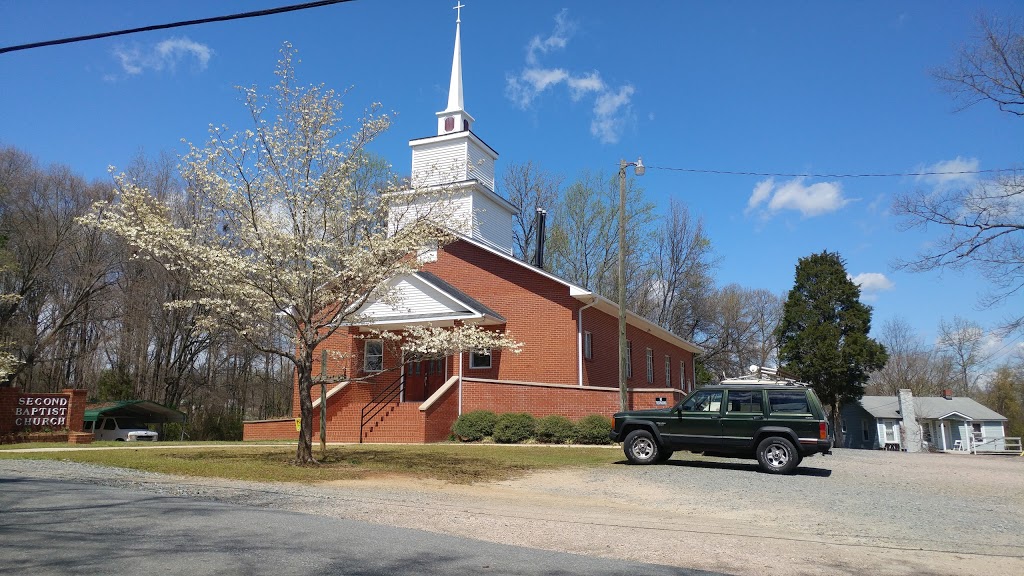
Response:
[[0, 474, 722, 576]]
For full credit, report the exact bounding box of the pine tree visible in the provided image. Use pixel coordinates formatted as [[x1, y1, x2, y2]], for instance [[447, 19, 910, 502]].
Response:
[[776, 251, 888, 440]]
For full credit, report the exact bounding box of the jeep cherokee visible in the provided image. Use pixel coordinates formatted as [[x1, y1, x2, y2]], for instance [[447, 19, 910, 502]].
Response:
[[610, 383, 833, 474]]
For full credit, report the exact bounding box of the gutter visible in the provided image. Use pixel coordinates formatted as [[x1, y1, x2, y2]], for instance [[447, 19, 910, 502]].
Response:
[[577, 296, 599, 387]]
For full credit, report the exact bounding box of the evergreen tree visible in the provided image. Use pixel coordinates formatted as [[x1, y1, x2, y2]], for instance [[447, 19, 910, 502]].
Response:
[[776, 251, 888, 440]]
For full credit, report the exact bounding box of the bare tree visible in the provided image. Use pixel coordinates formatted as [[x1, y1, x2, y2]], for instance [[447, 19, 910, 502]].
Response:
[[645, 198, 717, 329], [868, 316, 950, 396], [896, 15, 1024, 332], [0, 147, 119, 390], [933, 15, 1024, 116], [937, 316, 992, 397], [501, 161, 562, 265]]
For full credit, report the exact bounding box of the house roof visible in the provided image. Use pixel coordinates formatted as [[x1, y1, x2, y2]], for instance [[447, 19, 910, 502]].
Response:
[[84, 400, 186, 423], [857, 396, 1006, 421], [452, 234, 703, 355]]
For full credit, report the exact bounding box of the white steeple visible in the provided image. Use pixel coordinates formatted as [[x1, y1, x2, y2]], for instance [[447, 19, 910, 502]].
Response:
[[437, 2, 474, 135], [399, 2, 517, 255]]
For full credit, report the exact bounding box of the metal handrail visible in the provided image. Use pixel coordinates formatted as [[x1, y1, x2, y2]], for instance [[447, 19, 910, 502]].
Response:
[[359, 373, 404, 443]]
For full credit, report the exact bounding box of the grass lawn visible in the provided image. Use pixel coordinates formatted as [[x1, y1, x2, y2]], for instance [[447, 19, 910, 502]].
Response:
[[0, 443, 621, 484]]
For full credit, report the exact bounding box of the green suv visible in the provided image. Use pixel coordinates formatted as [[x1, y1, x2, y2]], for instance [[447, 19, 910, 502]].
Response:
[[610, 384, 833, 474]]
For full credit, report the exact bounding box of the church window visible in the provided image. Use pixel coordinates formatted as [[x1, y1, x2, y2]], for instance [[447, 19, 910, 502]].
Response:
[[470, 349, 491, 369], [364, 339, 383, 372]]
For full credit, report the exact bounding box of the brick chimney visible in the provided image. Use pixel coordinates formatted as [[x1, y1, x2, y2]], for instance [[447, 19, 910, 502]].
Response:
[[941, 388, 953, 400]]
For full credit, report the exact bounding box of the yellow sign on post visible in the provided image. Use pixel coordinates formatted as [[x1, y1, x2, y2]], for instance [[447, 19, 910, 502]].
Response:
[[295, 418, 301, 431]]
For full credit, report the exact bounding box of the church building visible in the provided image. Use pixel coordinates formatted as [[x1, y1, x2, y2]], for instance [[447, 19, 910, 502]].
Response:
[[243, 6, 701, 443]]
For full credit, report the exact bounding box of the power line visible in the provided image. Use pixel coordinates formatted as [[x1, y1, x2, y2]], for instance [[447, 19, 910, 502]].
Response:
[[647, 165, 1019, 179], [0, 0, 355, 55]]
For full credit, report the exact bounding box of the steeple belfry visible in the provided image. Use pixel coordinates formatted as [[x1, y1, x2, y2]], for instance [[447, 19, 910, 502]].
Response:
[[437, 2, 474, 135], [400, 2, 516, 255]]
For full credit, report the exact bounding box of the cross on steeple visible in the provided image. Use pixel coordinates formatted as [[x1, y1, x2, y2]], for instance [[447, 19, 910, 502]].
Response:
[[453, 1, 464, 23]]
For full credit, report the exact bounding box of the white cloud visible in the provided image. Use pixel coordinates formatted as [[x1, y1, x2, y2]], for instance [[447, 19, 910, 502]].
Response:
[[591, 85, 635, 144], [526, 8, 574, 66], [850, 272, 894, 292], [506, 10, 635, 144], [916, 156, 979, 188], [567, 71, 604, 101], [113, 36, 213, 76], [746, 177, 849, 218], [849, 272, 894, 302]]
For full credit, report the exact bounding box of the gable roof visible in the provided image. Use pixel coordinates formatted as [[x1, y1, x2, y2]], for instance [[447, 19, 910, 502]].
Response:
[[857, 396, 1006, 421], [355, 269, 506, 329], [452, 234, 703, 355]]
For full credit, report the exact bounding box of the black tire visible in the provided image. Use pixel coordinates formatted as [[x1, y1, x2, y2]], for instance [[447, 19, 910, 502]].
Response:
[[623, 429, 660, 465], [114, 438, 125, 442], [756, 436, 799, 474], [655, 449, 674, 463]]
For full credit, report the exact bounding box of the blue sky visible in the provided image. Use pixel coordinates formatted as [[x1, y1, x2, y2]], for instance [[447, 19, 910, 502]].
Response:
[[2, 1, 1023, 365]]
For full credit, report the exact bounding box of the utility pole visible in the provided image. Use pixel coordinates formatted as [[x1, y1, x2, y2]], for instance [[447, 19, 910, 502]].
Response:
[[617, 157, 644, 411]]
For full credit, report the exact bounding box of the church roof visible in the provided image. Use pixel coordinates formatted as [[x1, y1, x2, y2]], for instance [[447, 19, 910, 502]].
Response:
[[451, 233, 703, 355]]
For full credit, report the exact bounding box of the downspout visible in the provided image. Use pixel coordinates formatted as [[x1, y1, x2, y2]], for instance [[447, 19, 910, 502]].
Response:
[[458, 350, 464, 414], [577, 296, 598, 387]]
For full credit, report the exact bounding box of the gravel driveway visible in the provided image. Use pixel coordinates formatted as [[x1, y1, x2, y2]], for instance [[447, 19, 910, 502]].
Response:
[[2, 448, 1022, 576]]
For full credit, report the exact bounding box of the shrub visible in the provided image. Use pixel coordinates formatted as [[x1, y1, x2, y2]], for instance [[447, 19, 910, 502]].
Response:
[[534, 415, 576, 444], [492, 412, 536, 444], [574, 414, 613, 445], [451, 410, 498, 442]]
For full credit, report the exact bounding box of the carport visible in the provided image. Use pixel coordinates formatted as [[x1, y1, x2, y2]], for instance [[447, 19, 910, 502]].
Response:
[[84, 401, 186, 439]]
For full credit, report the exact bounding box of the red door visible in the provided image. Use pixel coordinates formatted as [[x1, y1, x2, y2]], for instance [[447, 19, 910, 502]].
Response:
[[405, 359, 444, 402]]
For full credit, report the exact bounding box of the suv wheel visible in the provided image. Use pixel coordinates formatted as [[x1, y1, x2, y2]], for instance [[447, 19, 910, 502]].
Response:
[[756, 436, 799, 474], [623, 429, 660, 465]]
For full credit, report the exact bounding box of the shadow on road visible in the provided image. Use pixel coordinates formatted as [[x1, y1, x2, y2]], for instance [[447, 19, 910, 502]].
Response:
[[614, 458, 833, 477]]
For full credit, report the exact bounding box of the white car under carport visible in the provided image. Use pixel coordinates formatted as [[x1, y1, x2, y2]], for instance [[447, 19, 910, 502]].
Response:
[[83, 400, 186, 442]]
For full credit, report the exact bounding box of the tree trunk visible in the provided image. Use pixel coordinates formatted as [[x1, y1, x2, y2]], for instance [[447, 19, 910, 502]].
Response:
[[295, 352, 315, 464], [830, 400, 843, 447]]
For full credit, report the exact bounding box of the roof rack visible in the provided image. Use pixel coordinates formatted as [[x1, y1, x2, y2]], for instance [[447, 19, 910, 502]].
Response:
[[719, 365, 808, 387]]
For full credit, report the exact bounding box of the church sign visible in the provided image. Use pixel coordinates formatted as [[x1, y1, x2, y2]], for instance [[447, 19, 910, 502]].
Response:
[[15, 394, 70, 428], [0, 387, 87, 439]]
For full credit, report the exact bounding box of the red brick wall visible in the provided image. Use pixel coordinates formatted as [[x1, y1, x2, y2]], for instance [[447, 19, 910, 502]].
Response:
[[423, 240, 582, 385], [0, 388, 87, 436], [462, 378, 687, 418], [423, 240, 695, 390], [0, 387, 18, 434], [581, 307, 695, 390], [242, 418, 297, 441]]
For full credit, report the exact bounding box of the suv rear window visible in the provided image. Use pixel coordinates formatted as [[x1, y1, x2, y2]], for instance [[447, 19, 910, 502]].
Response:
[[726, 390, 763, 413], [766, 390, 811, 414]]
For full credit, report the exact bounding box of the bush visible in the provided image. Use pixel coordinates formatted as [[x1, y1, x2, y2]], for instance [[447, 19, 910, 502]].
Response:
[[492, 412, 536, 444], [574, 414, 613, 445], [451, 410, 498, 442], [534, 415, 576, 444]]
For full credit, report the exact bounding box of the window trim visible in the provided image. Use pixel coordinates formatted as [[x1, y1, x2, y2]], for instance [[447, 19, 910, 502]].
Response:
[[469, 349, 492, 369], [583, 331, 593, 360], [363, 339, 383, 372], [645, 348, 654, 384]]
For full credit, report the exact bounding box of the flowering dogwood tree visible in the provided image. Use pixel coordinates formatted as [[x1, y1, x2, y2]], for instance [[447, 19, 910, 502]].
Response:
[[83, 45, 519, 463]]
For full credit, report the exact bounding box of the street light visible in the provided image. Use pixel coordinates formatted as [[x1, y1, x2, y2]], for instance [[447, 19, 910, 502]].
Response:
[[618, 157, 644, 411]]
